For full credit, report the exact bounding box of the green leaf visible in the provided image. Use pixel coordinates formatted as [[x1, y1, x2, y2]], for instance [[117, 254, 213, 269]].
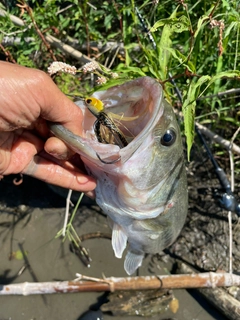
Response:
[[224, 21, 238, 38], [183, 76, 211, 160], [172, 15, 190, 33], [194, 15, 209, 39], [124, 43, 140, 50], [149, 19, 166, 32], [13, 250, 28, 260], [116, 65, 146, 77], [210, 70, 240, 83], [157, 7, 184, 80], [104, 13, 113, 30], [158, 26, 172, 79], [150, 15, 189, 33], [61, 18, 70, 29], [164, 47, 195, 72], [199, 70, 240, 98], [148, 65, 160, 79], [92, 78, 129, 91]]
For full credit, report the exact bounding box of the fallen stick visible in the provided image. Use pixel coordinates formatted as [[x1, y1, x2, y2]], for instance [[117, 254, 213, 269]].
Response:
[[196, 122, 240, 155], [45, 34, 94, 65], [197, 88, 240, 100], [1, 36, 35, 46], [175, 107, 240, 156], [177, 262, 240, 320], [0, 9, 98, 66], [1, 36, 124, 52], [1, 272, 240, 296], [45, 34, 112, 71], [0, 8, 25, 27]]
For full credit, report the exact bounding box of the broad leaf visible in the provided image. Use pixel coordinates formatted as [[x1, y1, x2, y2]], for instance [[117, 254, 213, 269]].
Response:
[[183, 76, 211, 160], [150, 15, 190, 33]]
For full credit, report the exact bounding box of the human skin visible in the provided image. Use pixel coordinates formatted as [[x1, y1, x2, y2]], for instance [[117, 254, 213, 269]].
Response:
[[0, 61, 96, 195]]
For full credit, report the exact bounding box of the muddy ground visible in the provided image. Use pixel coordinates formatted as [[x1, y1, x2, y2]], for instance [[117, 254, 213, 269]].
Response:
[[0, 143, 239, 319]]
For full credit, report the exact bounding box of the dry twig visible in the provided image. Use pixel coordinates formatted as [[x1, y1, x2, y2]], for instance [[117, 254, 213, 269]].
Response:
[[1, 272, 240, 295], [0, 43, 16, 63]]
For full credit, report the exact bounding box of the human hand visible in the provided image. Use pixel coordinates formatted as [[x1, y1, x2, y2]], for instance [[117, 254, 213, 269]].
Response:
[[0, 61, 96, 194]]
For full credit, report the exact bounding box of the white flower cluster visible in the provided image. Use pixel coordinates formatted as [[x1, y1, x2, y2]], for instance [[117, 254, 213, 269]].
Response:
[[110, 72, 119, 79], [210, 19, 225, 29], [96, 76, 107, 84], [82, 61, 100, 73], [48, 61, 77, 76]]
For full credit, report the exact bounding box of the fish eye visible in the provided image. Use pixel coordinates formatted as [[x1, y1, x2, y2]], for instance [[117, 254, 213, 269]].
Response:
[[161, 129, 176, 146]]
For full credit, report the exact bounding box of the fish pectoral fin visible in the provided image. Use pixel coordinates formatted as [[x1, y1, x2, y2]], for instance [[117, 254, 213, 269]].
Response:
[[112, 223, 128, 259], [124, 251, 144, 275]]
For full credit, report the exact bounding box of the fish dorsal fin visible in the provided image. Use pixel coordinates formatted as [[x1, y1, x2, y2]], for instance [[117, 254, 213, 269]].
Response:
[[112, 223, 128, 258], [124, 251, 144, 275]]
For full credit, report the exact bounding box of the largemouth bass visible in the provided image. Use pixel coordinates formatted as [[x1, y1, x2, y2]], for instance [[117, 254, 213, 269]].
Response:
[[49, 77, 188, 275]]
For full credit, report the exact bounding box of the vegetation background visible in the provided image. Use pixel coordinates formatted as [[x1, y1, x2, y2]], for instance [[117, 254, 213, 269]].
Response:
[[0, 2, 240, 318], [0, 0, 239, 165]]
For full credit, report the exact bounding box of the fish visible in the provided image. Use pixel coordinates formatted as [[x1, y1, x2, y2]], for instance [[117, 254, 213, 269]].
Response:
[[49, 77, 188, 275]]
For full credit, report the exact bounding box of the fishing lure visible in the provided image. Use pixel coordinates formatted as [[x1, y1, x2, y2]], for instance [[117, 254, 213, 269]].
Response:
[[85, 97, 128, 149], [85, 97, 105, 117]]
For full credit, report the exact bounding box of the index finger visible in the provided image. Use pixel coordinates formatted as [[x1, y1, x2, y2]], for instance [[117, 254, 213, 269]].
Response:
[[0, 62, 83, 135], [31, 70, 83, 135]]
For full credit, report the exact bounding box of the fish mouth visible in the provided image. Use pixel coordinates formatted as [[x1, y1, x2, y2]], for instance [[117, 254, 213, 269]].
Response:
[[49, 77, 165, 166], [82, 77, 164, 149]]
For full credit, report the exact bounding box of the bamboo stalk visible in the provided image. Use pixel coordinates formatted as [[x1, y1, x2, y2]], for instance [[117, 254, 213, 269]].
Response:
[[1, 272, 240, 296]]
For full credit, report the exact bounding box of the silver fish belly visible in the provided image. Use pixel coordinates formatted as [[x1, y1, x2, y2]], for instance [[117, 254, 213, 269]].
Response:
[[49, 77, 188, 275]]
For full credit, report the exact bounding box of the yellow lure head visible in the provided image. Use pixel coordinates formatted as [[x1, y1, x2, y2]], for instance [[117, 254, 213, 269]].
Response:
[[85, 97, 105, 117]]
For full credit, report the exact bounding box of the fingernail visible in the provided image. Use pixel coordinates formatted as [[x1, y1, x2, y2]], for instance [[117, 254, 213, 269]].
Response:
[[76, 174, 89, 184], [85, 190, 95, 199]]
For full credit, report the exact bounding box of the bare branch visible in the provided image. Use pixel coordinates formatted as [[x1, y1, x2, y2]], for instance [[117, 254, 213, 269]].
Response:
[[178, 262, 240, 320], [45, 34, 94, 64], [197, 88, 240, 100], [1, 272, 240, 295], [195, 122, 240, 155]]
